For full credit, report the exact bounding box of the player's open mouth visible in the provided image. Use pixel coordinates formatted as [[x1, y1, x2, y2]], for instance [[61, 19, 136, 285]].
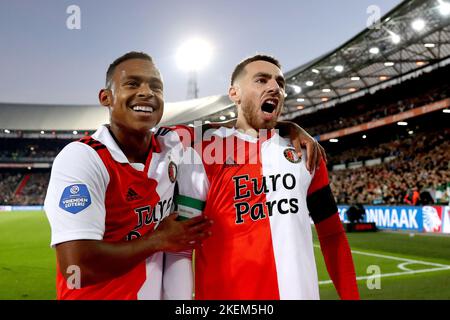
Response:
[[261, 98, 278, 114]]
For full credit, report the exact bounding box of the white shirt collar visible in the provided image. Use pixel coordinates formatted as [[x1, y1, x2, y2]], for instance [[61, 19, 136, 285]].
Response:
[[212, 126, 280, 144], [91, 125, 130, 164]]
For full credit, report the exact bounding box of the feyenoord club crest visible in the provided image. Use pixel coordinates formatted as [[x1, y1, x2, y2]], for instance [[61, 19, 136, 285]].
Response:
[[284, 148, 301, 163], [168, 161, 178, 183]]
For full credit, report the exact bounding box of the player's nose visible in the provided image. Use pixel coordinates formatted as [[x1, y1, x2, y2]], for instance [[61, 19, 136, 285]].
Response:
[[266, 78, 281, 94], [137, 83, 154, 98]]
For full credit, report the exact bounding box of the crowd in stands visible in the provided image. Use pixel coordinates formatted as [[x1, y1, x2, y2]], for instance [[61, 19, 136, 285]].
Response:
[[308, 85, 450, 136], [0, 139, 68, 162], [0, 172, 49, 205], [12, 173, 50, 205], [2, 129, 448, 206], [0, 172, 23, 204], [330, 129, 450, 205], [297, 64, 450, 137], [1, 65, 449, 206]]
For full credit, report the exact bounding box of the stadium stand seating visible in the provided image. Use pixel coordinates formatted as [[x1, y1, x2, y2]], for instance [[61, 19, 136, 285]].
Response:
[[0, 64, 449, 207], [297, 64, 450, 137], [290, 63, 450, 206]]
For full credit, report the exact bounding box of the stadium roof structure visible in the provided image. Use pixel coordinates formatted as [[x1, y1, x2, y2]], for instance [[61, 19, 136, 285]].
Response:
[[197, 0, 450, 123], [281, 0, 450, 120], [2, 0, 449, 131], [0, 95, 233, 131]]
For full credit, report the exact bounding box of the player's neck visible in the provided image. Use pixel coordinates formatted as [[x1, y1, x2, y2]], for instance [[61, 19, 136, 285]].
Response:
[[235, 116, 276, 138], [235, 116, 258, 138], [108, 124, 152, 164]]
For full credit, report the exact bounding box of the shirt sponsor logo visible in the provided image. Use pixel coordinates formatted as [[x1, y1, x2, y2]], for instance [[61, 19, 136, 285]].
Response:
[[233, 174, 299, 224], [59, 184, 92, 214], [126, 196, 173, 241]]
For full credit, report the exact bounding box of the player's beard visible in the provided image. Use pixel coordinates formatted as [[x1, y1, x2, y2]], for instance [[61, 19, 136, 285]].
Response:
[[240, 100, 278, 132]]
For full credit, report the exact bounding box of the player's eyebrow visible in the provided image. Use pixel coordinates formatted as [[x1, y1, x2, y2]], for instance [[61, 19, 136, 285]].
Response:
[[253, 72, 272, 79], [253, 72, 285, 88], [121, 75, 163, 87]]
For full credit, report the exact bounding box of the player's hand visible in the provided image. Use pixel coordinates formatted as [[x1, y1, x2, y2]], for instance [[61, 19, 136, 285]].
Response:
[[150, 213, 213, 252], [287, 122, 327, 174]]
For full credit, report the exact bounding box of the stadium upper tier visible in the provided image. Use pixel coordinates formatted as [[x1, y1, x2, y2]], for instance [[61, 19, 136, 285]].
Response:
[[199, 0, 450, 123], [2, 1, 450, 132], [282, 0, 450, 118], [295, 63, 450, 138], [0, 95, 233, 131]]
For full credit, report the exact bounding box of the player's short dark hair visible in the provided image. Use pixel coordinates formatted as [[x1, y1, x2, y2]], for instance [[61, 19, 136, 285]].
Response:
[[106, 51, 154, 88], [230, 54, 281, 85]]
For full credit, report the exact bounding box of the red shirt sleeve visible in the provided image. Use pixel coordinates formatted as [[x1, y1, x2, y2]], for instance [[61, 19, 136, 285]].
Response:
[[315, 213, 360, 300], [307, 159, 360, 300]]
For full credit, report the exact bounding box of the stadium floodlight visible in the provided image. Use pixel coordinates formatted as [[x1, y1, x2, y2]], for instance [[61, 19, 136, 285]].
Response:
[[296, 98, 305, 102], [291, 84, 302, 94], [329, 138, 339, 143], [229, 111, 236, 118], [204, 120, 211, 124], [424, 43, 435, 48], [389, 31, 401, 44], [297, 105, 304, 110], [443, 109, 450, 113], [322, 88, 331, 93], [384, 62, 395, 67], [397, 121, 408, 126], [379, 76, 388, 81], [176, 37, 213, 99], [4, 129, 10, 134], [408, 130, 414, 135], [176, 38, 213, 72], [362, 135, 367, 139], [219, 115, 226, 121], [73, 130, 78, 135], [351, 76, 360, 81], [334, 65, 344, 72], [411, 19, 425, 32], [312, 69, 320, 74], [349, 88, 357, 92], [40, 130, 45, 134], [438, 0, 450, 16], [369, 47, 380, 54], [305, 81, 314, 87], [321, 98, 329, 102]]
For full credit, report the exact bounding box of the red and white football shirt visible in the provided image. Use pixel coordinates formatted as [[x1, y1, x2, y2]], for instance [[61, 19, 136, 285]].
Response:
[[44, 125, 186, 300], [176, 127, 340, 300]]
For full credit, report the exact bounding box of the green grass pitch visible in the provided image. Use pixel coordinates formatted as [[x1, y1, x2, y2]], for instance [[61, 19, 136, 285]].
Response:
[[1, 210, 449, 300]]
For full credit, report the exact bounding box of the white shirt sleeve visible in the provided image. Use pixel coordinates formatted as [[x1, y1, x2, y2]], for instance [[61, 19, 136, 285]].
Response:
[[44, 142, 109, 247], [175, 146, 209, 217], [162, 145, 209, 300]]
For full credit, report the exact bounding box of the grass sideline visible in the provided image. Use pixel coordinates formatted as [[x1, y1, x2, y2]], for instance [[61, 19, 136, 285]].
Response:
[[0, 210, 449, 300]]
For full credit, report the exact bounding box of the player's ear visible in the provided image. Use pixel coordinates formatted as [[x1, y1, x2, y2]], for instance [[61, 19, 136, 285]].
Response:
[[228, 84, 241, 105], [99, 89, 112, 107]]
